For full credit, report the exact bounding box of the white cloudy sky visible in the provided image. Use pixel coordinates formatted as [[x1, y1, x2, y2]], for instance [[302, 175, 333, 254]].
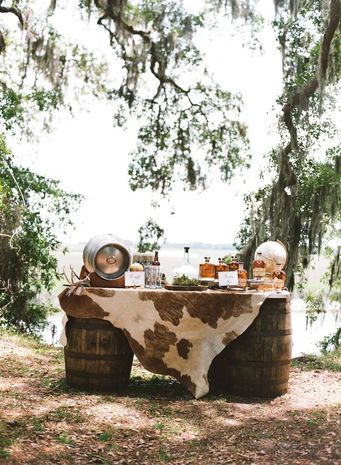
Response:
[[10, 0, 283, 245]]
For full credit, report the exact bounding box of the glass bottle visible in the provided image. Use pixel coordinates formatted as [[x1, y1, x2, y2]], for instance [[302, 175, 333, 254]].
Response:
[[237, 262, 248, 288], [229, 255, 239, 272], [182, 247, 191, 268], [199, 257, 216, 280], [173, 247, 198, 280], [272, 263, 286, 290], [215, 258, 229, 279], [252, 252, 266, 279], [152, 250, 160, 266]]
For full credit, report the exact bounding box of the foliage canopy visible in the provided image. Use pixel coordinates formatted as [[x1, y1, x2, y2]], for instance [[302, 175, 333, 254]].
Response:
[[0, 0, 340, 337]]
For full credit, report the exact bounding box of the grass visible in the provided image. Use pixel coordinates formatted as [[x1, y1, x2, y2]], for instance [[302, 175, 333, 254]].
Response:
[[292, 347, 341, 372], [0, 419, 21, 460], [157, 449, 173, 462], [47, 406, 85, 423], [153, 422, 165, 431], [0, 357, 31, 376], [0, 327, 46, 350], [56, 433, 74, 445], [0, 434, 11, 460], [97, 430, 114, 442], [31, 418, 45, 433]]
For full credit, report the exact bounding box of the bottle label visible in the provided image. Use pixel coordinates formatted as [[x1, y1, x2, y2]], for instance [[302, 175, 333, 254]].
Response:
[[238, 278, 247, 288], [253, 267, 265, 277], [273, 278, 284, 289], [200, 264, 215, 279], [229, 264, 239, 271]]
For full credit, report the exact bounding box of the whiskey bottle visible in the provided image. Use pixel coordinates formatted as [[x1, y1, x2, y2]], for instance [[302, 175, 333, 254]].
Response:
[[199, 257, 215, 280], [229, 255, 239, 272], [215, 258, 229, 279], [272, 263, 286, 290], [237, 262, 248, 288], [252, 252, 266, 279]]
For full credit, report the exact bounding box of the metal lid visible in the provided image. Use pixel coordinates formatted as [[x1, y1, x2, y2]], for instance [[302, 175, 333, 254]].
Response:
[[95, 243, 131, 280]]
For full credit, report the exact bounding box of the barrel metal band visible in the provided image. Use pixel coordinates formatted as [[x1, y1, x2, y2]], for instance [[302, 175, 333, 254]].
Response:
[[64, 349, 132, 361], [228, 380, 289, 389], [66, 370, 129, 379], [67, 321, 120, 331], [245, 329, 292, 337], [223, 359, 291, 368], [260, 310, 292, 315]]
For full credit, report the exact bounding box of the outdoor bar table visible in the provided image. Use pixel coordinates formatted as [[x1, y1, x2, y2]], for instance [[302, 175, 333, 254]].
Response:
[[58, 287, 291, 399]]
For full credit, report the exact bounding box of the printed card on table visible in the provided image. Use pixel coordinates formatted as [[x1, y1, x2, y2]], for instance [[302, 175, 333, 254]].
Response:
[[218, 271, 238, 287], [124, 272, 145, 287]]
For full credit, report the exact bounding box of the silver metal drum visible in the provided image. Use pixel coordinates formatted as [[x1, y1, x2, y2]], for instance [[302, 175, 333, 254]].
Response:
[[83, 234, 132, 280]]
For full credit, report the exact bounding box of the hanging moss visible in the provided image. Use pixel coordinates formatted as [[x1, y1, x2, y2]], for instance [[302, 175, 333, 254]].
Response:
[[236, 1, 341, 290]]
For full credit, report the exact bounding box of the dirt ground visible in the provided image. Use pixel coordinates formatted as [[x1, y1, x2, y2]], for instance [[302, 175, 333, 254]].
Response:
[[0, 331, 340, 465]]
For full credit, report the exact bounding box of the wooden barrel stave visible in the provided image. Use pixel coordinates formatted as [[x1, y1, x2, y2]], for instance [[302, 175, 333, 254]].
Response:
[[64, 317, 134, 392], [208, 297, 292, 397]]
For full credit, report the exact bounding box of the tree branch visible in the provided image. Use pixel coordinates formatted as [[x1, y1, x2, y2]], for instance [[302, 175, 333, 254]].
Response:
[[282, 0, 341, 162], [0, 30, 5, 53], [95, 2, 191, 100], [0, 5, 24, 27]]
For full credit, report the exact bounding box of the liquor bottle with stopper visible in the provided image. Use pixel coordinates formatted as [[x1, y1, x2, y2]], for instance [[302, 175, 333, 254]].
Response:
[[229, 255, 239, 272], [252, 252, 266, 279], [237, 262, 248, 289], [272, 263, 286, 290], [199, 257, 215, 281]]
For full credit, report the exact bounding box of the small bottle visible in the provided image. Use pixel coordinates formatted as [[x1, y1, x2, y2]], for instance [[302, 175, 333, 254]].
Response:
[[152, 250, 160, 266], [272, 263, 286, 290], [229, 255, 239, 271], [237, 262, 248, 288], [215, 258, 229, 279], [199, 257, 215, 280], [183, 247, 190, 265], [252, 252, 266, 279]]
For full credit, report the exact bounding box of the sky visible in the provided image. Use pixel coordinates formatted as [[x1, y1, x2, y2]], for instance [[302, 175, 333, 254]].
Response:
[[10, 0, 283, 246]]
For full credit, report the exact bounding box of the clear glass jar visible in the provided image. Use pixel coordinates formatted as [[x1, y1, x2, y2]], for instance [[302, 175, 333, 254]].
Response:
[[145, 265, 162, 288]]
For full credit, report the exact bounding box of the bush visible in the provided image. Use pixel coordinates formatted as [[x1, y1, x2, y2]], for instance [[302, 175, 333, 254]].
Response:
[[0, 135, 81, 334], [318, 328, 341, 354]]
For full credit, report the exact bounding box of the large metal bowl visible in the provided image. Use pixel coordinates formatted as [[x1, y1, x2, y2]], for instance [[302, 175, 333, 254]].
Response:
[[83, 234, 131, 280]]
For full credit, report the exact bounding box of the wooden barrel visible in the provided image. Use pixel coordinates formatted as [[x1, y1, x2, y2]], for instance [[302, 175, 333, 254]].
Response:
[[64, 317, 134, 392], [208, 296, 292, 397]]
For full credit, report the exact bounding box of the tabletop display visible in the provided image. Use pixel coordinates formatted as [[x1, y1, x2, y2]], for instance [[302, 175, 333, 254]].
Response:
[[59, 235, 291, 399]]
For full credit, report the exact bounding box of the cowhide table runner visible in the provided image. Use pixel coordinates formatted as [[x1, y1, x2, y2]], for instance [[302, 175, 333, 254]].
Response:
[[59, 287, 287, 398]]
